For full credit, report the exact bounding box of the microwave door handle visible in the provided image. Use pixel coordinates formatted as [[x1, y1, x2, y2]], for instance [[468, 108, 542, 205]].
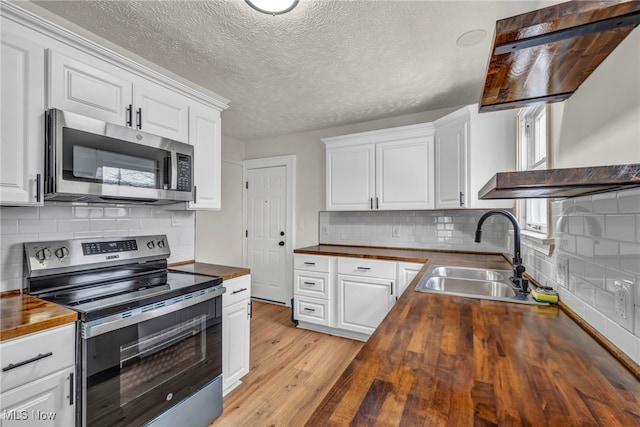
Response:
[[170, 151, 178, 190]]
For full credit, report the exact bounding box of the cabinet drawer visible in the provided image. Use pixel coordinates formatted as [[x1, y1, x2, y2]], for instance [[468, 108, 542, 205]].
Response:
[[294, 255, 330, 273], [223, 275, 251, 308], [0, 323, 75, 391], [337, 257, 396, 279], [294, 271, 330, 299], [294, 297, 329, 326]]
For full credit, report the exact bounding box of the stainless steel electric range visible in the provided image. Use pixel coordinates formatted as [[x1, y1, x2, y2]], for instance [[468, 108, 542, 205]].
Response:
[[23, 235, 225, 427]]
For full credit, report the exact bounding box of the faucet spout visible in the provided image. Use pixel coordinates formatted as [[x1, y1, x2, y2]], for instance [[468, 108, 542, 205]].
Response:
[[474, 210, 529, 293]]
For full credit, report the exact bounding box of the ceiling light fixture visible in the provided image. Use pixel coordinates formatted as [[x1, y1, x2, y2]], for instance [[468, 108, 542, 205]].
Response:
[[456, 29, 487, 47], [245, 0, 299, 15]]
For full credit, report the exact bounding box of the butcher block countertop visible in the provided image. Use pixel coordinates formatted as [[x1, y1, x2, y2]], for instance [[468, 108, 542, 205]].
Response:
[[304, 250, 640, 426], [0, 291, 77, 342], [295, 244, 437, 263], [170, 262, 250, 281]]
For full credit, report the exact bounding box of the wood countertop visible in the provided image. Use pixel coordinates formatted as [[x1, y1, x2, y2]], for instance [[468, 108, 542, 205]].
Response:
[[295, 245, 437, 263], [0, 291, 77, 342], [170, 263, 250, 281], [305, 251, 640, 426]]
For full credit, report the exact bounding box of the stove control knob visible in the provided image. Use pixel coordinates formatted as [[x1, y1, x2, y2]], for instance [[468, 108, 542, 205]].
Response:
[[157, 239, 165, 249], [55, 247, 69, 260], [35, 248, 52, 261], [147, 241, 155, 250]]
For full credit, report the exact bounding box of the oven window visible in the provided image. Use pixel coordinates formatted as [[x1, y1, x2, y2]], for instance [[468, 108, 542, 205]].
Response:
[[119, 316, 206, 407], [62, 127, 169, 190]]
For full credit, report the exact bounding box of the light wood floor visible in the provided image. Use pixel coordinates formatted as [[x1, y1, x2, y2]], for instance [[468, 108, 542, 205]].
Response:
[[211, 301, 364, 426]]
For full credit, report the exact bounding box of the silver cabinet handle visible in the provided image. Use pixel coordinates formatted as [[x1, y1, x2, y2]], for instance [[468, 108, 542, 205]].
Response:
[[303, 262, 315, 266], [303, 281, 316, 286], [459, 191, 465, 207], [136, 107, 142, 129], [357, 267, 371, 271], [231, 287, 248, 295], [2, 352, 53, 372], [376, 197, 379, 209], [247, 301, 252, 319], [36, 173, 42, 202], [303, 307, 316, 312], [370, 197, 373, 209], [126, 104, 133, 127]]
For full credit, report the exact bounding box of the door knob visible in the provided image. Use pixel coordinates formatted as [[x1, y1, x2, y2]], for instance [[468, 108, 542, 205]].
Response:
[[278, 241, 285, 246], [280, 231, 285, 236]]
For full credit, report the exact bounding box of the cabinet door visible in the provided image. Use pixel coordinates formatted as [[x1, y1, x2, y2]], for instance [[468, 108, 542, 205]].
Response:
[[188, 103, 221, 210], [0, 367, 75, 427], [376, 137, 435, 210], [49, 50, 132, 126], [435, 119, 467, 209], [337, 275, 394, 335], [132, 80, 190, 142], [326, 144, 375, 211], [1, 31, 44, 206], [396, 262, 423, 298], [222, 299, 250, 395]]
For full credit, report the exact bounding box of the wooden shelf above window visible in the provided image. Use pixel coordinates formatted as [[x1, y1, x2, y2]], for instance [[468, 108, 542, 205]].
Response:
[[479, 0, 640, 112]]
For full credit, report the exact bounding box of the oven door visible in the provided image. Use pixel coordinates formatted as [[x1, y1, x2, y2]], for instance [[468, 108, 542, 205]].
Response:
[[81, 295, 222, 427]]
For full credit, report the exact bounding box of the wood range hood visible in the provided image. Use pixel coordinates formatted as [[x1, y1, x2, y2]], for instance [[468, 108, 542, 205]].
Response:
[[478, 1, 640, 200], [479, 0, 640, 112]]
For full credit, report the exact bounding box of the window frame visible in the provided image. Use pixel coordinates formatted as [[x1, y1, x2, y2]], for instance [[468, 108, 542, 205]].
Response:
[[516, 104, 552, 238]]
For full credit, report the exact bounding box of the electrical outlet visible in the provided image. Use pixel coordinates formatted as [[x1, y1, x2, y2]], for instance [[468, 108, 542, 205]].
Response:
[[392, 227, 400, 238], [298, 221, 305, 231], [613, 280, 629, 320]]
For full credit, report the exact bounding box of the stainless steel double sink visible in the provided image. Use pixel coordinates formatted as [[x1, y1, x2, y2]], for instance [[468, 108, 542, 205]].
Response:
[[415, 265, 548, 305]]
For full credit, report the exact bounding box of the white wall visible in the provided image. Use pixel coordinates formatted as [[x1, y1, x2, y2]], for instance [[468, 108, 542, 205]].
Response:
[[244, 107, 459, 248], [195, 134, 246, 266], [551, 30, 640, 167]]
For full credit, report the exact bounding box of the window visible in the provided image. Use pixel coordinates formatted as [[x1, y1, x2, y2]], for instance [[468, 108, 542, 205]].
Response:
[[517, 104, 549, 235]]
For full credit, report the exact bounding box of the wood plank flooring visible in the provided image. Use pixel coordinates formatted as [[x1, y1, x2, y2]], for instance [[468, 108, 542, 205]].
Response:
[[211, 301, 364, 427]]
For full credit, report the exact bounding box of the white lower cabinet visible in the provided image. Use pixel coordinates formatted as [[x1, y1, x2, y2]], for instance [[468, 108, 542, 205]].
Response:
[[222, 275, 251, 395], [0, 323, 76, 426], [337, 275, 394, 336], [294, 254, 408, 341], [396, 262, 423, 298]]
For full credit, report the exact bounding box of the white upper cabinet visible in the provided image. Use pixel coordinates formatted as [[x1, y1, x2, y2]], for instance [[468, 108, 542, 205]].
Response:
[[0, 28, 45, 206], [50, 50, 189, 142], [188, 102, 222, 210], [324, 124, 435, 211], [326, 143, 375, 210], [434, 105, 516, 209]]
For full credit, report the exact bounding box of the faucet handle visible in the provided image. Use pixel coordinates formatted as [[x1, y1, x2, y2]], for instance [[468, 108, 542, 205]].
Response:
[[515, 265, 526, 275]]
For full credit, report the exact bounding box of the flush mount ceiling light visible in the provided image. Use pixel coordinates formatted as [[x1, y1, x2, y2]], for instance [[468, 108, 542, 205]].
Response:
[[456, 29, 487, 47], [245, 0, 299, 15]]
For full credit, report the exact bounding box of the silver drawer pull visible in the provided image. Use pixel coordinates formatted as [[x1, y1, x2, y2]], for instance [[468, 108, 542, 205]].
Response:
[[357, 267, 371, 271], [303, 262, 316, 266], [303, 307, 316, 312], [303, 282, 316, 286], [2, 352, 53, 372], [231, 287, 248, 295]]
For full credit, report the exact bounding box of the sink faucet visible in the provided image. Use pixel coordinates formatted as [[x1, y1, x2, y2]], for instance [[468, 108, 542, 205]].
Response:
[[474, 210, 529, 294]]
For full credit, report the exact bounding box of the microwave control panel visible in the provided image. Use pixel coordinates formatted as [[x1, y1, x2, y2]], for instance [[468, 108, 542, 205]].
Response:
[[176, 154, 192, 192]]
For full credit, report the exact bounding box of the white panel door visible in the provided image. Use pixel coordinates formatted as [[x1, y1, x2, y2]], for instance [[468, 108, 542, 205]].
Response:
[[188, 103, 221, 210], [247, 166, 288, 304], [0, 32, 44, 206], [326, 144, 375, 210], [49, 50, 132, 125], [133, 80, 190, 142], [337, 275, 394, 335], [376, 137, 435, 210], [435, 120, 467, 209], [0, 367, 75, 427]]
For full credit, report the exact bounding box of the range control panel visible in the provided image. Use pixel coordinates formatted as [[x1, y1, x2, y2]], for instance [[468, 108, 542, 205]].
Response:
[[24, 235, 170, 276]]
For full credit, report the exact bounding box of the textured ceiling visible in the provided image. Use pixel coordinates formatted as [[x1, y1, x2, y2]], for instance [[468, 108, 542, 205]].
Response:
[[30, 0, 559, 141]]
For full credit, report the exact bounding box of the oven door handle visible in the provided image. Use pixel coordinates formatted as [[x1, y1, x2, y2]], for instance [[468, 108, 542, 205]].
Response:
[[83, 286, 225, 338]]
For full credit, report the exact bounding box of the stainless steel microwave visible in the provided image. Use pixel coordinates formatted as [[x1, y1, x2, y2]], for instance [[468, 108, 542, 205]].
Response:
[[44, 109, 194, 205]]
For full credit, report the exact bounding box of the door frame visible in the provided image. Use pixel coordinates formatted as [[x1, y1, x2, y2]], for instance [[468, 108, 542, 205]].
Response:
[[242, 155, 296, 306]]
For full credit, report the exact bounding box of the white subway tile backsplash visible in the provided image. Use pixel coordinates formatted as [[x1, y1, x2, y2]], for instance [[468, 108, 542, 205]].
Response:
[[592, 193, 618, 214], [618, 188, 640, 213], [576, 236, 594, 258], [19, 219, 58, 234], [605, 215, 636, 242], [1, 205, 196, 291]]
